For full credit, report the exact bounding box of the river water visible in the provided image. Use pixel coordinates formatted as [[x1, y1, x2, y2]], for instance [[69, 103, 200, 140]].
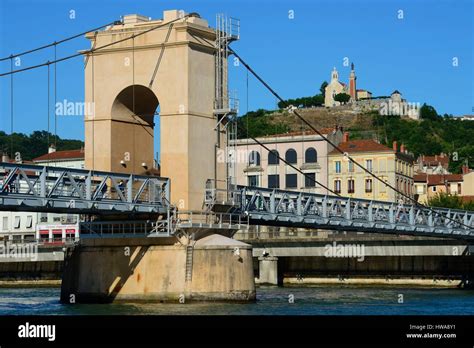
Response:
[[1, 285, 473, 315]]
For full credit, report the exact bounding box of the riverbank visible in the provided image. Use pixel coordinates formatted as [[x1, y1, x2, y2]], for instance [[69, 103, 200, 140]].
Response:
[[282, 277, 461, 288]]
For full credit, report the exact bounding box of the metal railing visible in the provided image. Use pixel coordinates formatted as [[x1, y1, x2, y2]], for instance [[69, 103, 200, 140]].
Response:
[[175, 210, 249, 230], [0, 162, 170, 214], [80, 219, 170, 238], [237, 186, 474, 240]]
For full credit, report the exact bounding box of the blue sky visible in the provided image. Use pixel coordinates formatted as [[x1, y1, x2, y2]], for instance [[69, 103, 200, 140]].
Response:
[[0, 0, 472, 155]]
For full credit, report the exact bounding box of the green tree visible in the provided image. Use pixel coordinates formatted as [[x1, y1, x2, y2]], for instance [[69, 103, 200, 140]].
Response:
[[320, 81, 328, 97], [0, 131, 83, 161], [427, 192, 474, 211], [334, 93, 351, 104], [419, 103, 439, 120]]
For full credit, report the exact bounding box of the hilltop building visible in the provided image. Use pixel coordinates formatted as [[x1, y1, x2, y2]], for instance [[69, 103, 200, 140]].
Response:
[[324, 64, 370, 106], [324, 65, 420, 120]]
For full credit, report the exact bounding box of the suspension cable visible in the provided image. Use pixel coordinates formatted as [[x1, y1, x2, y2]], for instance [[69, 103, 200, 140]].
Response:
[[0, 21, 118, 62], [9, 57, 13, 159], [132, 35, 136, 173], [54, 43, 57, 159], [230, 47, 473, 230], [47, 62, 50, 161], [0, 15, 191, 78]]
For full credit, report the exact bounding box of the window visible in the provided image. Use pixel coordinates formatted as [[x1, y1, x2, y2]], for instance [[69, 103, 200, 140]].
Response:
[[2, 216, 8, 230], [248, 175, 259, 187], [366, 159, 373, 172], [348, 161, 354, 173], [334, 180, 341, 194], [26, 216, 33, 228], [335, 161, 341, 173], [285, 149, 297, 164], [365, 179, 373, 193], [14, 216, 21, 229], [268, 175, 280, 189], [432, 186, 437, 192], [268, 150, 279, 165], [416, 184, 425, 194], [305, 148, 317, 163], [286, 174, 297, 188], [248, 151, 260, 166], [305, 173, 316, 187], [458, 183, 462, 194], [348, 179, 355, 194], [53, 216, 61, 222], [40, 213, 48, 223]]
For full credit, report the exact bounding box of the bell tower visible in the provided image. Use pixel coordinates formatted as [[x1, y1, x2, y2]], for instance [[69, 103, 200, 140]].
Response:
[[349, 62, 357, 101]]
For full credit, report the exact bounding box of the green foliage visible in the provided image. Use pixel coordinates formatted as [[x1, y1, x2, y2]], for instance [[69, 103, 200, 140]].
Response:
[[277, 94, 324, 109], [320, 81, 328, 97], [0, 131, 83, 161], [372, 110, 474, 173], [237, 109, 291, 139], [419, 103, 440, 120], [334, 93, 351, 104], [427, 193, 474, 211]]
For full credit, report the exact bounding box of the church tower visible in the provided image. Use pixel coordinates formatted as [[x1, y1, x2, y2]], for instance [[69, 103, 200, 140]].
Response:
[[331, 67, 339, 82], [349, 62, 357, 101]]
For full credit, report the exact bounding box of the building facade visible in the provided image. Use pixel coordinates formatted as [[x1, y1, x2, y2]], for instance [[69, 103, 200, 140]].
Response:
[[414, 173, 463, 204], [327, 136, 414, 203], [231, 128, 343, 194], [414, 153, 450, 175]]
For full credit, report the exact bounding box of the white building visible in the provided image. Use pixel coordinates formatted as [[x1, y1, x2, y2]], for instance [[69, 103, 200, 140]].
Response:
[[230, 127, 343, 195]]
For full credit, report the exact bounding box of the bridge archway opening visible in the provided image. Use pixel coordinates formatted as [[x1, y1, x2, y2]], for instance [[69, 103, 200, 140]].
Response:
[[111, 84, 159, 126], [111, 84, 161, 170]]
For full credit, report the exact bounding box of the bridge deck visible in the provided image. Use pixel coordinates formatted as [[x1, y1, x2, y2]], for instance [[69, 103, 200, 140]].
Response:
[[0, 163, 169, 215], [235, 186, 474, 241]]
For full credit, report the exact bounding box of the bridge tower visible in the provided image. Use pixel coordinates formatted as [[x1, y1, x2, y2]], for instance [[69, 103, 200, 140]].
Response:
[[83, 10, 224, 210]]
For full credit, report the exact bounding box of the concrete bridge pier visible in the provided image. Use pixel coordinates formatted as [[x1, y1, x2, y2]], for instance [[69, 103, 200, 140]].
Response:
[[258, 256, 280, 285], [60, 233, 256, 303]]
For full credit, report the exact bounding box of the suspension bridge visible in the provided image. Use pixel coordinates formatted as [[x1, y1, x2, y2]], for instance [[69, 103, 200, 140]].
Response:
[[1, 9, 473, 301]]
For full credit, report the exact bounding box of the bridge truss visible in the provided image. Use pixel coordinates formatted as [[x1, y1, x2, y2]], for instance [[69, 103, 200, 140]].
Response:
[[0, 163, 170, 215], [237, 186, 474, 240]]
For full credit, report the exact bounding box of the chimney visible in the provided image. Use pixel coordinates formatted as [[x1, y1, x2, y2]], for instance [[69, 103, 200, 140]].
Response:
[[462, 164, 470, 175], [1, 152, 9, 163], [48, 144, 56, 154], [392, 141, 398, 152], [400, 144, 405, 153], [343, 132, 350, 143]]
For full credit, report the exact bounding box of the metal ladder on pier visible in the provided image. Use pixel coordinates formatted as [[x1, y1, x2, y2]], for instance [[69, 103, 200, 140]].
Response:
[[185, 245, 194, 282]]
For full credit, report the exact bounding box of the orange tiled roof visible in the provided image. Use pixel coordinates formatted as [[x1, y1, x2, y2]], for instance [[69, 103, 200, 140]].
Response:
[[414, 173, 463, 185], [329, 139, 392, 155], [33, 149, 84, 162], [419, 154, 449, 167]]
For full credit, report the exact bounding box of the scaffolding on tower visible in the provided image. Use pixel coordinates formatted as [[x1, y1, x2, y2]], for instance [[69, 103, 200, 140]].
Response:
[[207, 14, 240, 212]]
